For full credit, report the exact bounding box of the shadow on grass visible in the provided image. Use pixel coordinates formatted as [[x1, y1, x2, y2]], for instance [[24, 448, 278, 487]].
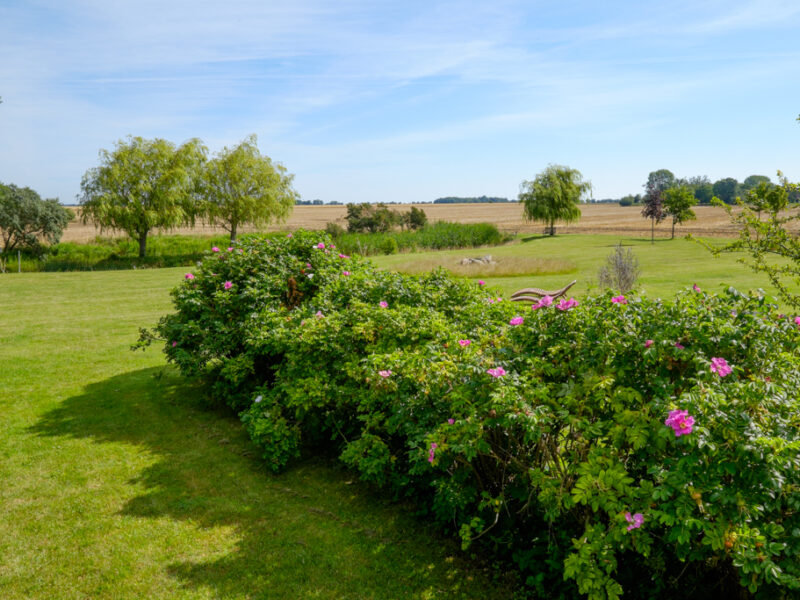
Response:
[[30, 367, 511, 600]]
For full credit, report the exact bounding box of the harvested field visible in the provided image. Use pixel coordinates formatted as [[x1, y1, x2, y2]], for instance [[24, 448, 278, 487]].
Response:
[[60, 203, 797, 243]]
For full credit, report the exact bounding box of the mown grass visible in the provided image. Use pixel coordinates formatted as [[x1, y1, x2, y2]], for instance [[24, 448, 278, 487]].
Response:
[[372, 234, 799, 305], [0, 269, 515, 599], [394, 254, 576, 278]]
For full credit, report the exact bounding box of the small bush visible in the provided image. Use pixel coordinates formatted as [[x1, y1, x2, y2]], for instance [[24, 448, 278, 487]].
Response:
[[381, 236, 399, 254], [598, 243, 640, 292], [144, 232, 800, 599], [324, 221, 346, 238]]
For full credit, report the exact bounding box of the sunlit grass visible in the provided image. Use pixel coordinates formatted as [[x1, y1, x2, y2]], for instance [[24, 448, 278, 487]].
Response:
[[0, 269, 514, 599], [373, 234, 799, 306], [385, 253, 576, 278]]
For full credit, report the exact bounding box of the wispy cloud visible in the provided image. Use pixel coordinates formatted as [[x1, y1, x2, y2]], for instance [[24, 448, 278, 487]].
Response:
[[1, 0, 799, 202]]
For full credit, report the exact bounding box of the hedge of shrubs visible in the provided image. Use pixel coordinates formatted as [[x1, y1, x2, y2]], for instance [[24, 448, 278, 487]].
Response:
[[333, 221, 510, 256], [142, 230, 800, 599]]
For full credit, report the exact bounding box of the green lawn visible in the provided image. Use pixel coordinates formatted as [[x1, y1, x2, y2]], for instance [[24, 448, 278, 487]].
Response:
[[0, 269, 512, 600], [1, 235, 794, 599], [372, 234, 797, 305]]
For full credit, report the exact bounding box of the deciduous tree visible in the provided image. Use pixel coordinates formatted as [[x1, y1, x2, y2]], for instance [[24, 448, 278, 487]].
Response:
[[79, 136, 206, 257], [0, 183, 71, 268], [518, 165, 591, 236], [662, 185, 697, 238], [742, 174, 771, 192], [641, 170, 672, 243], [712, 177, 740, 204], [706, 172, 799, 308], [199, 134, 298, 243]]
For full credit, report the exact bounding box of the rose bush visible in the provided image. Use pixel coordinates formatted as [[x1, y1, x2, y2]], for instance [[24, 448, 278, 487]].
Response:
[[140, 231, 800, 599]]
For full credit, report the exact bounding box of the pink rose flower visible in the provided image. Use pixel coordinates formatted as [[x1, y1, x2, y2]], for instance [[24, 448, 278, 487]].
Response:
[[532, 295, 553, 310], [428, 442, 438, 464], [447, 418, 455, 425], [644, 339, 654, 348], [185, 273, 195, 280], [342, 271, 351, 276], [710, 357, 732, 377], [223, 281, 233, 290], [487, 367, 506, 378], [611, 295, 627, 304], [665, 409, 695, 437], [378, 370, 392, 378], [674, 342, 684, 349], [794, 316, 800, 328], [509, 316, 524, 326], [693, 283, 701, 292], [171, 341, 177, 347], [316, 242, 325, 249], [557, 297, 578, 311], [287, 233, 293, 237], [625, 512, 644, 531], [227, 247, 233, 252], [212, 246, 220, 252], [478, 280, 485, 286], [458, 339, 471, 347], [379, 301, 388, 308]]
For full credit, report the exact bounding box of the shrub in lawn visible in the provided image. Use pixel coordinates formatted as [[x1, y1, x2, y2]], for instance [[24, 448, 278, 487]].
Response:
[[143, 232, 800, 599], [597, 243, 639, 293]]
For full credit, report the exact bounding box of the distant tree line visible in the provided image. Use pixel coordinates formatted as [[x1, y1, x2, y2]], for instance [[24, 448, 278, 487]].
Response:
[[614, 170, 799, 207], [433, 196, 512, 204], [295, 199, 343, 205]]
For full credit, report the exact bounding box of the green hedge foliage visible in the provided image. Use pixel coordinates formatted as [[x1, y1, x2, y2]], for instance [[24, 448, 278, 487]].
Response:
[[335, 221, 509, 256], [144, 230, 800, 599]]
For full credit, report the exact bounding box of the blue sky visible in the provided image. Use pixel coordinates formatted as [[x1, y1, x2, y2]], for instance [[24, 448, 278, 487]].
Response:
[[1, 0, 799, 204]]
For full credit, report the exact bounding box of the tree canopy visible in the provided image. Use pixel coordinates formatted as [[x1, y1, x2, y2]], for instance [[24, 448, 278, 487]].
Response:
[[712, 177, 739, 204], [641, 170, 668, 243], [0, 182, 71, 258], [662, 185, 697, 238], [519, 165, 591, 236], [79, 136, 206, 257], [645, 169, 676, 194], [199, 134, 297, 242], [742, 175, 771, 191], [708, 173, 799, 308]]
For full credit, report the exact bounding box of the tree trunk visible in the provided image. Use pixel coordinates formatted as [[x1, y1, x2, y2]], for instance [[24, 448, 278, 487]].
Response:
[[651, 219, 654, 244], [549, 218, 555, 236], [138, 232, 148, 258], [230, 221, 237, 244], [671, 218, 676, 239]]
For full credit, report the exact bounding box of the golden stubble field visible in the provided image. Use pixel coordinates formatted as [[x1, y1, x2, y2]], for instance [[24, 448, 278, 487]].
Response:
[[61, 203, 779, 243]]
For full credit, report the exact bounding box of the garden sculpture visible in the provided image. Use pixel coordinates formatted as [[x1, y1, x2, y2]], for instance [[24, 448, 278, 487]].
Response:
[[510, 280, 576, 303]]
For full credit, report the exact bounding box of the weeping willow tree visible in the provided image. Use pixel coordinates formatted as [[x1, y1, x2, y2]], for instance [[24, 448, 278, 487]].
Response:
[[79, 136, 207, 257], [518, 165, 591, 236], [198, 134, 298, 243]]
